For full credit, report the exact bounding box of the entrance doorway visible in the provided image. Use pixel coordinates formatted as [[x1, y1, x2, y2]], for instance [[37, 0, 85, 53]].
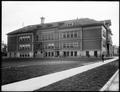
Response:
[[86, 51, 90, 57], [67, 51, 69, 56], [56, 51, 59, 57], [94, 51, 98, 57], [63, 51, 67, 57], [71, 51, 73, 56]]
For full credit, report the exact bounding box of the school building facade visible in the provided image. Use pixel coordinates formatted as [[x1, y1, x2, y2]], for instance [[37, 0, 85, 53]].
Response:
[[7, 18, 113, 58]]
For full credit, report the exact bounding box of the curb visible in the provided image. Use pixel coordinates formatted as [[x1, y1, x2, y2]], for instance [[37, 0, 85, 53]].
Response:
[[100, 69, 119, 91]]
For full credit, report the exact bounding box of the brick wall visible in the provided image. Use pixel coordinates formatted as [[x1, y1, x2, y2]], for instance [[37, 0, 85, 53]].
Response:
[[82, 26, 101, 50], [8, 35, 17, 52]]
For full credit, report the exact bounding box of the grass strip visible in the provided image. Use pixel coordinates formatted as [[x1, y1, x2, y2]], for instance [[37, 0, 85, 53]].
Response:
[[35, 59, 119, 91], [2, 57, 111, 68], [2, 62, 84, 85]]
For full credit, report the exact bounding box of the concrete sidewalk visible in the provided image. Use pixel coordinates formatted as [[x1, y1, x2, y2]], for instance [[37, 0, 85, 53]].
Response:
[[108, 72, 119, 91], [2, 57, 118, 91], [100, 70, 119, 91]]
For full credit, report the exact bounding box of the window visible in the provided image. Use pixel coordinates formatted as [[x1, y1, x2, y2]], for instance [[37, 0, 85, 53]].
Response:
[[39, 43, 42, 49], [27, 47, 30, 50], [63, 43, 66, 48], [48, 43, 54, 49], [66, 43, 70, 48], [44, 45, 47, 49], [74, 51, 77, 56], [73, 42, 78, 48], [63, 42, 78, 49], [36, 35, 38, 41], [67, 45, 69, 48], [63, 33, 66, 38], [42, 35, 45, 40], [40, 35, 43, 40], [19, 36, 30, 41], [67, 23, 73, 27], [50, 34, 53, 40], [51, 34, 53, 40], [46, 24, 53, 27], [39, 36, 42, 40], [70, 44, 73, 48], [44, 35, 46, 40], [67, 33, 69, 38], [103, 30, 106, 38], [23, 47, 25, 50], [48, 35, 51, 40], [19, 36, 22, 41], [45, 52, 47, 56], [71, 33, 73, 38], [74, 32, 77, 38], [67, 24, 70, 27], [48, 34, 50, 40], [22, 38, 24, 41], [19, 44, 30, 50], [58, 22, 64, 26]]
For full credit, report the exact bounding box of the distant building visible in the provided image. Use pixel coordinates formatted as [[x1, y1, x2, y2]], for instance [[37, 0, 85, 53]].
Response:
[[7, 18, 113, 58], [113, 45, 119, 56], [1, 42, 7, 56]]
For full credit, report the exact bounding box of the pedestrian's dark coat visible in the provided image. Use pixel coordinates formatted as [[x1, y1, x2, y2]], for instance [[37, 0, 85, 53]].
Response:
[[102, 54, 104, 62]]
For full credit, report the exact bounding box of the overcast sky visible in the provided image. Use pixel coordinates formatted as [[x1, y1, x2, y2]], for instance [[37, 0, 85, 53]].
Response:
[[2, 1, 119, 46]]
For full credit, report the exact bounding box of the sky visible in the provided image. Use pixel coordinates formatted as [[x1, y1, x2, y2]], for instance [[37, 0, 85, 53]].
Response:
[[2, 1, 119, 46]]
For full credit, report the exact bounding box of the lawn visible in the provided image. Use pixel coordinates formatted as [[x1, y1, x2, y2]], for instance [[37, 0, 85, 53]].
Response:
[[2, 57, 112, 68], [35, 59, 119, 91], [1, 57, 113, 85], [1, 61, 84, 85]]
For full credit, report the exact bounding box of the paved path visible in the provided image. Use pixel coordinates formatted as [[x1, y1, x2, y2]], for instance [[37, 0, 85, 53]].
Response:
[[2, 57, 118, 91], [100, 70, 119, 91], [108, 72, 119, 91]]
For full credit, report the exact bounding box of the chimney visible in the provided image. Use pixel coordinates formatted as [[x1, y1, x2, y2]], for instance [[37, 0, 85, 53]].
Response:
[[40, 17, 45, 24]]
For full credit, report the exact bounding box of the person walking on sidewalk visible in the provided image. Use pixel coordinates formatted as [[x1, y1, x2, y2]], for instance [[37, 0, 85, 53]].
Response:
[[102, 54, 104, 62]]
